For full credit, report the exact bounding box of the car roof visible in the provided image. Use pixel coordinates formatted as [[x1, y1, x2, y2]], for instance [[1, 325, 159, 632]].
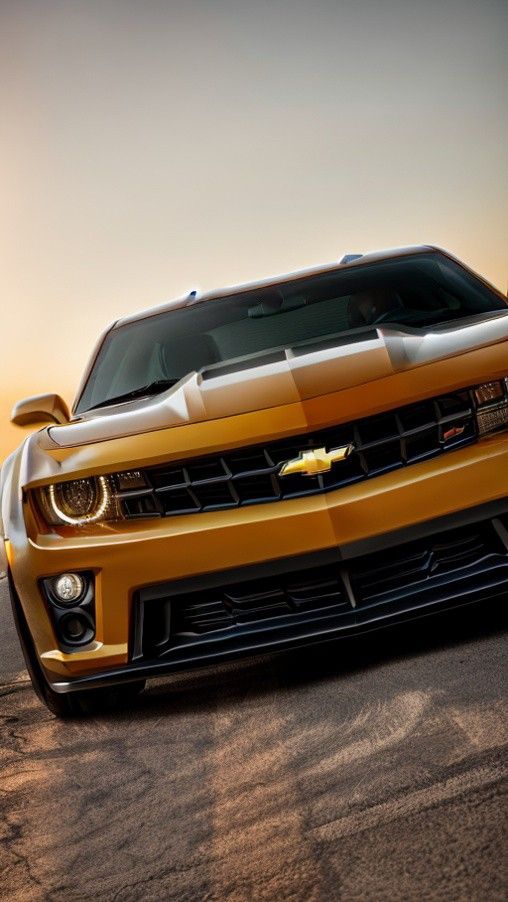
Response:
[[115, 244, 440, 328]]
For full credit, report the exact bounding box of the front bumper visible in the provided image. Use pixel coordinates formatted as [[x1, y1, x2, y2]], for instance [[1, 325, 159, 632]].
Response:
[[52, 510, 508, 692], [8, 431, 508, 690]]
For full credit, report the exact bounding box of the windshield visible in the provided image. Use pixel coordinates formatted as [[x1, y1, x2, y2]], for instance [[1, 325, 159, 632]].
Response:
[[75, 252, 507, 414]]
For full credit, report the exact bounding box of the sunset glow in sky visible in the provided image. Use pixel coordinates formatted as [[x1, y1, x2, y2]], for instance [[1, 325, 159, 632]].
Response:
[[1, 0, 507, 462]]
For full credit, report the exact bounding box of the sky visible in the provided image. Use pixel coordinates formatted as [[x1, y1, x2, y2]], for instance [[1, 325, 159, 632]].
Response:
[[1, 0, 507, 463]]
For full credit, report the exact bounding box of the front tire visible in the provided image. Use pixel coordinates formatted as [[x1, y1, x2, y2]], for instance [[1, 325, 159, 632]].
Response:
[[7, 570, 145, 717]]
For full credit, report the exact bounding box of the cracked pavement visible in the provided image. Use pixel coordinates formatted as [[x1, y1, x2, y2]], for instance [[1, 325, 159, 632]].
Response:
[[0, 575, 507, 900]]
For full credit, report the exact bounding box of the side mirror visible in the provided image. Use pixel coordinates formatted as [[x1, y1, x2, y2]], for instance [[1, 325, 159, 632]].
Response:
[[11, 393, 70, 427]]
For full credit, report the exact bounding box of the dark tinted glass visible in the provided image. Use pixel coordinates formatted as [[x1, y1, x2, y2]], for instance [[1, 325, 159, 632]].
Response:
[[76, 253, 506, 413]]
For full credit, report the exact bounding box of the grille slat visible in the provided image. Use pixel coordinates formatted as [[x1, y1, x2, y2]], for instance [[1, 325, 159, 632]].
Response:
[[120, 390, 476, 519], [350, 526, 506, 605], [170, 567, 350, 641], [134, 520, 508, 661]]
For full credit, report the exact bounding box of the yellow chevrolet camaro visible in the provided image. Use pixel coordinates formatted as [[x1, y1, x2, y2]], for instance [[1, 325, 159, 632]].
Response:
[[2, 245, 508, 716]]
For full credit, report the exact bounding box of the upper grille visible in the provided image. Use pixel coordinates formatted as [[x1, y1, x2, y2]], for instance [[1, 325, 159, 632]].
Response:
[[119, 389, 477, 518]]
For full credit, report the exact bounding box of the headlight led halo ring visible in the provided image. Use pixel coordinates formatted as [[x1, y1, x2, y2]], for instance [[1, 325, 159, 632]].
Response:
[[48, 475, 111, 525]]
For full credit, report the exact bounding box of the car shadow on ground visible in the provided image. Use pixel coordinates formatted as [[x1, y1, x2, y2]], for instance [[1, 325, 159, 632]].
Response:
[[106, 597, 508, 722]]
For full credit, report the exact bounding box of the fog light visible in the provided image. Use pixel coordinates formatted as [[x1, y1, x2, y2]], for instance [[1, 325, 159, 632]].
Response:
[[60, 611, 93, 645], [53, 572, 85, 604]]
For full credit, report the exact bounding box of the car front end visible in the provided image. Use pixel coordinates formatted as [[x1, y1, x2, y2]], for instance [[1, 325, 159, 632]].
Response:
[[3, 246, 508, 713]]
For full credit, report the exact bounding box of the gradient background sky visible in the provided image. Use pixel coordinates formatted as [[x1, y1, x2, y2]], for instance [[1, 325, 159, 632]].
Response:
[[1, 0, 507, 463]]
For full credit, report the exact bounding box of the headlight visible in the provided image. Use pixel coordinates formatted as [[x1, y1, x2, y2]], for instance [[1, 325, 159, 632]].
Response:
[[473, 378, 508, 436], [35, 469, 151, 527], [38, 476, 120, 526]]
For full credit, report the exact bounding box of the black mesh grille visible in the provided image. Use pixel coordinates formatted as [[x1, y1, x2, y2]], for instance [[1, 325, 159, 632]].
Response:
[[119, 389, 477, 518], [174, 570, 350, 637], [351, 523, 507, 612], [134, 520, 508, 661]]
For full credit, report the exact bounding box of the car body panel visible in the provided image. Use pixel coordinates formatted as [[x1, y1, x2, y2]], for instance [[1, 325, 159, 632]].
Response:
[[4, 428, 508, 682], [1, 246, 508, 698]]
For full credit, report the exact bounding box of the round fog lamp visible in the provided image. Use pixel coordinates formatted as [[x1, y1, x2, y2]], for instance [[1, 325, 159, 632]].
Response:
[[53, 572, 85, 604]]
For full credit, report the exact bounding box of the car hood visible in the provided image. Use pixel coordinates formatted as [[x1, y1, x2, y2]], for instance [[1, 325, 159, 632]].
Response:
[[47, 312, 508, 451]]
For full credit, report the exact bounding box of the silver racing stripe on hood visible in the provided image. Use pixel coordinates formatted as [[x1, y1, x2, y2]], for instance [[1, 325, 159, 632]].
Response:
[[46, 312, 508, 450], [47, 335, 387, 449]]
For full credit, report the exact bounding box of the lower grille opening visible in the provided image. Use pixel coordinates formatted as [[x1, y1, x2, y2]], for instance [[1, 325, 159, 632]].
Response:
[[352, 526, 501, 600], [133, 519, 508, 663], [136, 568, 350, 661]]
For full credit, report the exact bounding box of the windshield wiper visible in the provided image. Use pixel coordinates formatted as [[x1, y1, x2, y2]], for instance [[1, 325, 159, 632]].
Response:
[[88, 378, 180, 411]]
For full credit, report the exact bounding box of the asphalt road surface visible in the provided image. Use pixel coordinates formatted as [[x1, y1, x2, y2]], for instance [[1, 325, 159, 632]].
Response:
[[1, 574, 507, 901]]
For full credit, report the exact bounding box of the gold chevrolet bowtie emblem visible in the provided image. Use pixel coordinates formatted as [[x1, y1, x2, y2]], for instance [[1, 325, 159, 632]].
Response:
[[280, 444, 354, 477]]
